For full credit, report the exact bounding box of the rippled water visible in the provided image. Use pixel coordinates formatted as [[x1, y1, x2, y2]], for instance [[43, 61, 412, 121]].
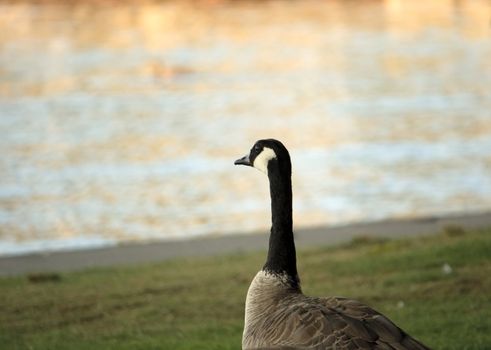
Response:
[[1, 0, 491, 256]]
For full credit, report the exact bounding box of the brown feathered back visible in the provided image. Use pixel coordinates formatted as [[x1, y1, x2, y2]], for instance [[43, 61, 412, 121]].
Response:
[[243, 271, 430, 350]]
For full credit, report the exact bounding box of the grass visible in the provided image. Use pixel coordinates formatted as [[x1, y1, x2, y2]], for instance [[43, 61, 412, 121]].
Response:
[[1, 226, 490, 349]]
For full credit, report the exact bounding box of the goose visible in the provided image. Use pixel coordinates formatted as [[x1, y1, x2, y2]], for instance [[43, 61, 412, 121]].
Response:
[[234, 139, 430, 350]]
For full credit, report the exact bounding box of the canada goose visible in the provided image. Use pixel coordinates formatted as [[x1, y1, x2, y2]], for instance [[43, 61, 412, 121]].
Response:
[[234, 139, 430, 350]]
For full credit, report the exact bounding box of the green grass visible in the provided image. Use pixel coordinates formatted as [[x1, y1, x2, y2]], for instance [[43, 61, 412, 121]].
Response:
[[1, 227, 490, 349]]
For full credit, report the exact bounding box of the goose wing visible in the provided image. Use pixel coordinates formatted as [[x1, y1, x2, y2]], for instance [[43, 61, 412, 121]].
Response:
[[264, 296, 430, 350]]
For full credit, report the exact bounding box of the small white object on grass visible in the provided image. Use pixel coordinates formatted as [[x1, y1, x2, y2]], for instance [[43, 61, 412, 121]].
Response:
[[442, 263, 453, 275]]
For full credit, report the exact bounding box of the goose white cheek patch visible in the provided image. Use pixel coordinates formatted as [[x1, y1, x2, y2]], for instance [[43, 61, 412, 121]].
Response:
[[253, 147, 277, 174]]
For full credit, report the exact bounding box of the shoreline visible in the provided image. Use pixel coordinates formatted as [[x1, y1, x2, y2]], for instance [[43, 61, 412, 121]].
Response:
[[1, 210, 491, 276]]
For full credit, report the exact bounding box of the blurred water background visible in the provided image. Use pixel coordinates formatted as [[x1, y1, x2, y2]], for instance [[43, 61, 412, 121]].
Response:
[[1, 0, 491, 256]]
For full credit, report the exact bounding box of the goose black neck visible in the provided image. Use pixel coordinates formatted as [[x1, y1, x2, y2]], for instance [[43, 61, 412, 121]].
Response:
[[263, 159, 299, 286]]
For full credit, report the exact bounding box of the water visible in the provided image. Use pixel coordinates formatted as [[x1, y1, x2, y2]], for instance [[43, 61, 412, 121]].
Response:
[[1, 0, 491, 256]]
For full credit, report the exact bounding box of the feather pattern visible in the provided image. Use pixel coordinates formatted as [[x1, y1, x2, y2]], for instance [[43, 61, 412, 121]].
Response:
[[243, 271, 429, 350]]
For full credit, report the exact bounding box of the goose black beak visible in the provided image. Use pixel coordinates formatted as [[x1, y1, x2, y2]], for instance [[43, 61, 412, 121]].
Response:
[[234, 154, 252, 166]]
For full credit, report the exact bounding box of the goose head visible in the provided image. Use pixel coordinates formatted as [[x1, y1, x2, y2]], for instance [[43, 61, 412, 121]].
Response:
[[234, 139, 291, 176]]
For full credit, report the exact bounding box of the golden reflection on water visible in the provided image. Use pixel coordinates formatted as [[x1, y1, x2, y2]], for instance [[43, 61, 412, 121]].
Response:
[[1, 1, 490, 101], [0, 0, 491, 254]]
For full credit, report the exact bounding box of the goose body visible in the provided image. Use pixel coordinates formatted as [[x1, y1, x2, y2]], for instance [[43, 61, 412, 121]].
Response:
[[235, 139, 430, 350]]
